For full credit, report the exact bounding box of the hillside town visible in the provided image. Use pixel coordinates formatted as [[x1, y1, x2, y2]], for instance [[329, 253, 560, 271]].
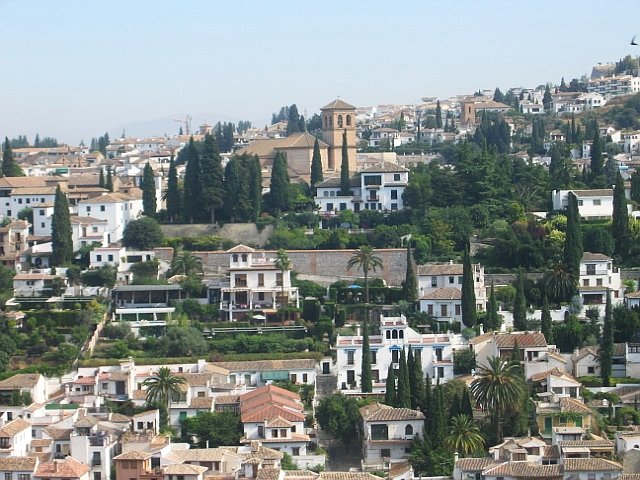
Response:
[[3, 55, 640, 480]]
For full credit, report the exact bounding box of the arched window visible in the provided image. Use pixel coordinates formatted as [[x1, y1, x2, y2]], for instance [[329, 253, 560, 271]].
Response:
[[386, 330, 391, 339], [399, 330, 404, 339], [405, 424, 414, 435], [346, 115, 352, 126], [241, 254, 248, 262], [392, 330, 398, 339], [329, 116, 333, 127], [324, 115, 328, 128], [232, 254, 238, 262], [338, 115, 343, 128]]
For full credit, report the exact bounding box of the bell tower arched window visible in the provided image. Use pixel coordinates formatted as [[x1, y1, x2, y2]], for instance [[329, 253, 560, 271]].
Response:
[[338, 115, 343, 128], [346, 115, 352, 126]]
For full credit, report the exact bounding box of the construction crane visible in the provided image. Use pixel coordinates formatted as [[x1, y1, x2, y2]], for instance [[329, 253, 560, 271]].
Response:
[[173, 115, 192, 136]]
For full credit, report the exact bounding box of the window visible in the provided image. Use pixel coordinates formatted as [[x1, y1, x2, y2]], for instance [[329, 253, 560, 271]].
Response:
[[455, 304, 461, 316], [100, 205, 106, 212], [437, 366, 444, 378], [41, 222, 45, 228], [276, 273, 283, 287], [391, 190, 398, 200], [371, 424, 388, 440], [587, 474, 596, 480], [18, 475, 28, 480], [392, 349, 400, 363], [380, 448, 391, 458], [323, 191, 329, 197], [338, 115, 343, 128], [92, 226, 98, 232], [303, 373, 308, 382], [18, 198, 22, 204], [583, 279, 589, 286], [258, 425, 264, 437], [431, 276, 437, 287], [427, 304, 433, 315], [87, 206, 91, 212], [242, 254, 248, 262], [326, 203, 334, 211], [441, 305, 448, 317], [5, 473, 12, 480], [596, 278, 603, 286], [292, 447, 300, 456], [96, 255, 102, 261], [394, 174, 400, 181], [258, 292, 265, 301], [586, 264, 596, 275], [371, 350, 377, 364], [577, 200, 583, 206], [449, 276, 454, 284], [347, 350, 355, 365], [258, 273, 264, 287], [405, 424, 414, 436], [593, 199, 601, 206], [346, 115, 351, 126], [391, 203, 398, 210], [339, 203, 347, 211], [364, 175, 382, 186], [347, 370, 355, 385], [108, 255, 114, 262], [39, 209, 44, 215]]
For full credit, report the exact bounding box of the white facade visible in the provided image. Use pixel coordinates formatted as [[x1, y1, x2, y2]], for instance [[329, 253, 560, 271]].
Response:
[[0, 418, 32, 457], [12, 273, 65, 297], [314, 162, 409, 215], [77, 193, 142, 244], [551, 189, 616, 220], [71, 217, 108, 251], [335, 313, 465, 391], [578, 252, 624, 315], [587, 74, 640, 97]]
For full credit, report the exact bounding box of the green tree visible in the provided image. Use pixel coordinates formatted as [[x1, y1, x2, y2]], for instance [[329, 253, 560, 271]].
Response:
[[143, 367, 186, 416], [396, 348, 411, 408], [105, 167, 114, 192], [461, 244, 477, 327], [122, 217, 164, 250], [51, 185, 73, 266], [435, 100, 443, 128], [460, 387, 473, 418], [601, 290, 614, 387], [2, 137, 24, 176], [563, 192, 582, 295], [590, 125, 604, 183], [444, 415, 485, 456], [484, 283, 501, 331], [98, 168, 105, 189], [181, 411, 242, 447], [361, 318, 372, 393], [171, 251, 203, 276], [385, 364, 396, 406], [142, 162, 156, 216], [274, 249, 292, 323], [453, 349, 476, 374], [340, 130, 350, 196], [409, 347, 426, 410], [224, 155, 253, 222], [347, 245, 383, 304], [541, 294, 553, 343], [542, 85, 552, 110], [199, 133, 225, 223], [470, 356, 525, 441], [183, 137, 201, 222], [247, 155, 262, 220], [269, 152, 290, 213], [310, 138, 323, 189], [612, 172, 630, 258], [402, 245, 417, 305], [631, 168, 640, 204], [513, 271, 527, 331], [166, 156, 180, 222], [315, 394, 360, 444]]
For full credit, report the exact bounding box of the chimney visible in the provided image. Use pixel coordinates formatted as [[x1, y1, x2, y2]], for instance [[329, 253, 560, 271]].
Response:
[[454, 452, 459, 463], [53, 460, 59, 474]]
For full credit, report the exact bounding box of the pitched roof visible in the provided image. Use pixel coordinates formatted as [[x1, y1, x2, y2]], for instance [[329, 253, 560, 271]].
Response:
[[359, 402, 424, 422], [582, 252, 612, 262], [114, 451, 153, 460], [190, 397, 214, 409], [529, 367, 579, 384], [78, 192, 134, 204], [571, 189, 613, 198], [256, 468, 282, 480], [416, 263, 463, 276], [483, 462, 562, 478], [0, 417, 31, 437], [0, 373, 42, 389], [360, 162, 408, 174], [419, 287, 461, 300], [227, 244, 256, 253], [455, 458, 498, 472], [164, 464, 208, 475], [321, 99, 356, 110], [315, 176, 360, 189], [43, 427, 73, 440], [35, 457, 91, 478], [212, 359, 316, 372], [320, 474, 381, 480], [494, 332, 547, 349], [563, 458, 623, 472], [0, 457, 38, 471], [560, 397, 594, 415]]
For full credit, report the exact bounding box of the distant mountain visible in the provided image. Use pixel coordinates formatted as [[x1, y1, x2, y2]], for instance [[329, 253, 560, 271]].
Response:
[[110, 112, 248, 138]]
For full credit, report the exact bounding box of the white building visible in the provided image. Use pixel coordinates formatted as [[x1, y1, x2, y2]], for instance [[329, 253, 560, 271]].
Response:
[[77, 192, 142, 244], [578, 252, 624, 315], [314, 162, 409, 215], [0, 418, 32, 457], [417, 261, 487, 325], [360, 402, 424, 469], [587, 74, 640, 97], [12, 272, 65, 298], [551, 189, 616, 220], [335, 313, 465, 391], [70, 216, 108, 251]]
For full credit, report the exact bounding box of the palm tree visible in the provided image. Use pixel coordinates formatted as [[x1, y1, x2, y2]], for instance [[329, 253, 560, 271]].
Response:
[[545, 263, 574, 306], [143, 367, 186, 413], [444, 414, 485, 456], [274, 249, 292, 323], [171, 251, 203, 276], [347, 245, 383, 304], [470, 356, 525, 441]]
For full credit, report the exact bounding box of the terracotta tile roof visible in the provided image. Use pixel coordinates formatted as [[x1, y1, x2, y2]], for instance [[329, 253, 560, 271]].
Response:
[[0, 373, 43, 389], [454, 458, 497, 472], [0, 456, 38, 471], [169, 447, 242, 462], [560, 397, 593, 414], [215, 395, 240, 405], [582, 252, 612, 261], [388, 462, 412, 478], [35, 457, 90, 478], [419, 287, 461, 300], [563, 458, 623, 472], [543, 445, 560, 459], [78, 192, 134, 204], [114, 450, 152, 460], [360, 162, 408, 173], [483, 462, 562, 478], [190, 397, 214, 409], [43, 427, 73, 441], [315, 176, 360, 189], [109, 413, 132, 423], [164, 464, 208, 475], [242, 405, 305, 423], [530, 367, 578, 384], [572, 190, 613, 198], [213, 359, 316, 372], [560, 439, 614, 448], [256, 468, 282, 480], [69, 216, 107, 224], [266, 416, 294, 428], [227, 244, 256, 253], [620, 475, 640, 480], [626, 291, 640, 299], [30, 438, 53, 447], [573, 346, 599, 362], [360, 402, 424, 422], [283, 470, 319, 480], [321, 99, 356, 110], [0, 418, 31, 437], [494, 332, 547, 349], [320, 473, 382, 480], [74, 415, 99, 428], [416, 263, 463, 276], [13, 273, 58, 281]]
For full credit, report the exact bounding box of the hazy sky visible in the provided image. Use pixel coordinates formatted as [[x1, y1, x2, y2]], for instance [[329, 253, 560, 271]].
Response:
[[1, 0, 639, 144]]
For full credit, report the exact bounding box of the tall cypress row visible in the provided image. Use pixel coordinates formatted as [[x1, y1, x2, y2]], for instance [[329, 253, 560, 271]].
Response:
[[199, 133, 225, 224], [166, 155, 180, 222], [51, 185, 73, 266], [310, 138, 323, 189], [340, 130, 350, 196], [396, 348, 411, 408], [461, 243, 477, 327], [183, 137, 201, 223], [361, 318, 372, 393], [410, 348, 425, 410], [105, 167, 114, 192], [402, 245, 417, 305], [384, 365, 396, 406], [2, 137, 25, 176], [142, 162, 156, 216], [513, 271, 527, 331], [541, 294, 553, 344], [485, 282, 501, 331], [563, 192, 583, 295], [269, 152, 290, 213], [248, 155, 263, 221], [612, 172, 630, 258], [601, 290, 613, 387]]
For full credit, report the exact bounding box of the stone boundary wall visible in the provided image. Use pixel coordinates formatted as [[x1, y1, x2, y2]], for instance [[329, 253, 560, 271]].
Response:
[[160, 224, 274, 247]]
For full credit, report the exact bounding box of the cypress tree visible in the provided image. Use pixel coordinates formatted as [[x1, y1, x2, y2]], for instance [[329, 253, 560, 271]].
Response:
[[485, 282, 501, 332], [384, 365, 396, 406], [340, 130, 350, 196], [269, 152, 290, 213], [448, 393, 461, 420], [402, 245, 417, 305], [105, 167, 114, 192], [183, 137, 201, 223], [590, 124, 604, 182], [612, 172, 630, 258], [98, 168, 105, 189], [631, 168, 640, 204], [409, 348, 425, 410], [361, 318, 372, 393], [601, 290, 613, 387], [435, 100, 443, 128], [142, 163, 156, 216], [461, 243, 477, 327], [199, 133, 225, 224], [460, 386, 473, 418], [310, 138, 323, 189], [513, 271, 527, 331], [423, 375, 432, 413], [51, 185, 73, 266], [2, 137, 24, 176], [248, 155, 262, 221], [396, 348, 411, 408], [429, 384, 446, 444], [564, 192, 583, 294], [541, 294, 554, 344], [224, 156, 252, 222], [166, 156, 180, 222], [510, 339, 522, 375]]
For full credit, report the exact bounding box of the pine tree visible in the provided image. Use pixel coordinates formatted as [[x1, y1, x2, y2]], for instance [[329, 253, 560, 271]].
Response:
[[612, 172, 630, 258], [461, 243, 477, 327], [199, 133, 225, 223], [166, 156, 180, 222], [564, 192, 583, 294], [2, 137, 24, 176], [310, 138, 323, 189], [361, 318, 372, 393], [402, 245, 417, 305], [51, 185, 73, 266], [409, 348, 425, 410], [105, 167, 114, 192], [485, 282, 501, 332], [601, 290, 613, 387], [142, 163, 156, 217], [269, 152, 290, 213], [541, 294, 554, 344], [513, 271, 527, 331], [385, 365, 396, 406], [340, 130, 350, 196], [183, 137, 201, 223], [631, 168, 640, 204], [435, 100, 443, 128], [98, 168, 105, 189], [396, 348, 411, 408]]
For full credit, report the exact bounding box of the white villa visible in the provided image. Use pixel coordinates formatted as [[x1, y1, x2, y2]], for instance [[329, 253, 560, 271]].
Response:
[[579, 252, 624, 315], [551, 189, 617, 220]]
